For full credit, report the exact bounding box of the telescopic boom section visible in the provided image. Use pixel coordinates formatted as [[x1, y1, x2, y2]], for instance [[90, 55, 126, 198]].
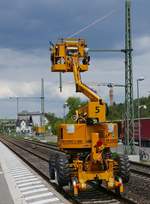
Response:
[[71, 56, 100, 102]]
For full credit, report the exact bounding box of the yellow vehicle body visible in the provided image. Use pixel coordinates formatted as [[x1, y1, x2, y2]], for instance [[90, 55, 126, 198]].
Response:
[[58, 123, 118, 150], [35, 126, 45, 134], [77, 101, 106, 123], [58, 123, 121, 195]]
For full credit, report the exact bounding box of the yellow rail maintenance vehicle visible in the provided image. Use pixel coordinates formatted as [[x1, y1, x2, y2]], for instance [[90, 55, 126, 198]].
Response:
[[49, 38, 130, 196], [34, 126, 45, 136]]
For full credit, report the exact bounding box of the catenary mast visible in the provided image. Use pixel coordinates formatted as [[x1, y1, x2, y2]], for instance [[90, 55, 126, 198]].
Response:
[[124, 0, 135, 154]]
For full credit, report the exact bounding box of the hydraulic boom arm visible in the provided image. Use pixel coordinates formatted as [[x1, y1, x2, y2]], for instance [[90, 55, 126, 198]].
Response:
[[72, 56, 100, 102]]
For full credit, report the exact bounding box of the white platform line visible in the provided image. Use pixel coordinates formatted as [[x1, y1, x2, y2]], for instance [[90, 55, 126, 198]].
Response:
[[15, 175, 36, 181], [18, 180, 42, 187], [29, 197, 59, 204], [16, 178, 38, 184], [10, 164, 25, 167], [25, 192, 53, 201], [11, 170, 30, 174], [22, 188, 48, 195], [20, 184, 45, 191], [9, 167, 27, 171], [10, 168, 29, 171], [13, 173, 33, 178], [11, 172, 31, 176], [10, 171, 30, 175]]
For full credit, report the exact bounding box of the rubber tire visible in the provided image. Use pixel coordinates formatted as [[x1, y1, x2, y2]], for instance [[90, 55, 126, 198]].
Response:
[[115, 186, 121, 195], [96, 180, 102, 187], [55, 155, 70, 186], [49, 156, 55, 180], [118, 154, 130, 183]]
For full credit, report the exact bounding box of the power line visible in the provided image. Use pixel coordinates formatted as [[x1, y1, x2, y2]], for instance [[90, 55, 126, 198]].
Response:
[[67, 9, 117, 38]]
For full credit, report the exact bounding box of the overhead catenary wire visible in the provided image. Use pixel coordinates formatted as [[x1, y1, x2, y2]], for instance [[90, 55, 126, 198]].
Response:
[[67, 9, 117, 38], [58, 9, 118, 92]]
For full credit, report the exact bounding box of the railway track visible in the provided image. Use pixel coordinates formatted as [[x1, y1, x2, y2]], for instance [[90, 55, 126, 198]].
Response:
[[130, 161, 150, 178], [16, 137, 150, 178], [0, 135, 141, 204], [21, 138, 58, 150]]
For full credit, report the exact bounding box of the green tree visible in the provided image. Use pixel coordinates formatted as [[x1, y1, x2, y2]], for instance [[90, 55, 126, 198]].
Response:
[[45, 112, 63, 135], [107, 96, 150, 120], [107, 103, 125, 121], [45, 97, 87, 134], [65, 97, 87, 122], [134, 96, 150, 118]]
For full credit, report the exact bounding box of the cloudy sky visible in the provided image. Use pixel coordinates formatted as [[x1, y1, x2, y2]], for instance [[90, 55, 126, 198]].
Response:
[[0, 0, 150, 118]]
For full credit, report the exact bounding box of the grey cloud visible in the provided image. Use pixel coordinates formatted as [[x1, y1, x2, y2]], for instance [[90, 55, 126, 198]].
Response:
[[0, 1, 150, 118], [1, 0, 148, 50]]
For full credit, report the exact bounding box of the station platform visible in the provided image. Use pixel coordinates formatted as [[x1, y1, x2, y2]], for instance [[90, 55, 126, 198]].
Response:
[[112, 143, 150, 162], [0, 164, 14, 204], [0, 142, 70, 204]]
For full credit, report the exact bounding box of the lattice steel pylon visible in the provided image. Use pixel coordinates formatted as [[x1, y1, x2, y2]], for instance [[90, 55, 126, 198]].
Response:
[[124, 0, 135, 154]]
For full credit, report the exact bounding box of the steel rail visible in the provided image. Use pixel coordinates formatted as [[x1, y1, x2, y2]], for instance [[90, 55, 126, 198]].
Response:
[[130, 161, 150, 178]]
